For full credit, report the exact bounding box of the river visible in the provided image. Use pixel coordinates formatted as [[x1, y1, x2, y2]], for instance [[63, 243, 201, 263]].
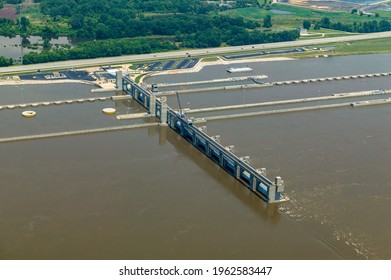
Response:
[[0, 53, 390, 259]]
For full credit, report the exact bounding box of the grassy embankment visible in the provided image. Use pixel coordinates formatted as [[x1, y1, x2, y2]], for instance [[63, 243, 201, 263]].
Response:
[[248, 37, 391, 59], [134, 73, 148, 83], [212, 36, 391, 60], [313, 37, 391, 56]]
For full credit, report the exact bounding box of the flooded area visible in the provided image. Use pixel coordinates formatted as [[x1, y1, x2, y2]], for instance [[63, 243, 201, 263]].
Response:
[[0, 36, 73, 59], [0, 53, 391, 259]]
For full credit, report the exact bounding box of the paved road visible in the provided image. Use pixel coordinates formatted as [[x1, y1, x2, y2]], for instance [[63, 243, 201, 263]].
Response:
[[1, 31, 391, 74]]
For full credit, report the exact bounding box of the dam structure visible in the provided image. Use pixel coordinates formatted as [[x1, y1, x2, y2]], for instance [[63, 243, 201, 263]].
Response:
[[119, 73, 286, 203]]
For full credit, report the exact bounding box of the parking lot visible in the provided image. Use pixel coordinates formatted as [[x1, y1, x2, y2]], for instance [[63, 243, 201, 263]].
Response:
[[137, 58, 200, 71], [20, 70, 95, 81]]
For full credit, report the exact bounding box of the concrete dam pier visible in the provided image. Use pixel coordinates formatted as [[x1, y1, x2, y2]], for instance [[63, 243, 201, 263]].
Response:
[[273, 72, 391, 86], [0, 96, 112, 110], [154, 75, 268, 88], [154, 71, 391, 96]]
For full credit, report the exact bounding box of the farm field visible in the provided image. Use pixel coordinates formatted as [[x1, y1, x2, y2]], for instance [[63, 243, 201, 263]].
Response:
[[0, 4, 17, 21]]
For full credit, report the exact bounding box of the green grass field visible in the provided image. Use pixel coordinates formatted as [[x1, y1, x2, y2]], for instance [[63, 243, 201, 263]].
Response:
[[268, 37, 391, 59], [201, 56, 221, 62], [327, 37, 391, 54], [221, 3, 391, 30], [298, 28, 357, 40], [23, 5, 50, 22]]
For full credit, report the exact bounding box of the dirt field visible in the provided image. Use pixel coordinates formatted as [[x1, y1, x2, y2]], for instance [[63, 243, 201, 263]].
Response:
[[0, 4, 17, 21], [279, 0, 390, 12]]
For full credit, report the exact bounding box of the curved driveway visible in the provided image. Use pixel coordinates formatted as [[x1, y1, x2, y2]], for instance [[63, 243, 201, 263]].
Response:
[[1, 31, 391, 74]]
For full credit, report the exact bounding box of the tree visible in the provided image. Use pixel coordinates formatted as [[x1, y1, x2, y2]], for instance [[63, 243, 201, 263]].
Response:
[[303, 20, 311, 30], [43, 39, 51, 49], [351, 9, 358, 14], [70, 14, 85, 30], [20, 16, 30, 31], [0, 56, 13, 67], [95, 23, 111, 39], [21, 36, 30, 47], [41, 26, 58, 39], [263, 15, 272, 28], [321, 17, 331, 28], [379, 20, 391, 31]]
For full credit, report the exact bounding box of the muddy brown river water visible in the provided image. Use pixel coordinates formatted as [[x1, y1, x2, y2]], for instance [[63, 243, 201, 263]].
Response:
[[0, 54, 390, 259]]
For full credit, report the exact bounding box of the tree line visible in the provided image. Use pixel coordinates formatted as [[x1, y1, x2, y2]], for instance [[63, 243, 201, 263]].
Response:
[[180, 29, 299, 48], [21, 28, 300, 65], [317, 17, 391, 33], [39, 0, 258, 17], [21, 38, 178, 64]]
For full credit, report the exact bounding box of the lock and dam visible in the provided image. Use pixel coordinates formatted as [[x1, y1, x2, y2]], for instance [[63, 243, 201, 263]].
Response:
[[2, 64, 391, 204], [1, 53, 391, 260], [120, 74, 286, 203], [117, 67, 391, 204]]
